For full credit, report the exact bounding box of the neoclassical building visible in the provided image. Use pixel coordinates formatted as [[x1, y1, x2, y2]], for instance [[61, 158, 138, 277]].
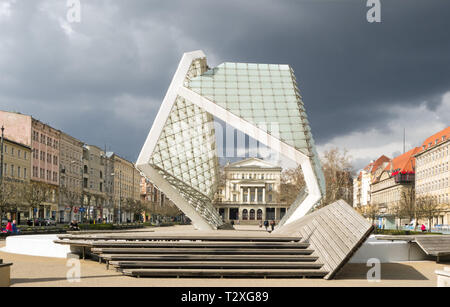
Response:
[[214, 158, 288, 224]]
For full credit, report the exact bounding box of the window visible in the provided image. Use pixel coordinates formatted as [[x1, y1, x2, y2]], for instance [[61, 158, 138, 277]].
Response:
[[10, 165, 14, 177], [17, 167, 21, 178]]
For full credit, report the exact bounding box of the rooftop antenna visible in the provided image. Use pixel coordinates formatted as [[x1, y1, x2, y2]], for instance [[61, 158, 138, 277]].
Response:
[[403, 128, 405, 154]]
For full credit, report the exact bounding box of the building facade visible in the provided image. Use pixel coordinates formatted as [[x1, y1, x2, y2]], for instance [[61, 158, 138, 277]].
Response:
[[0, 111, 60, 220], [106, 152, 141, 222], [415, 127, 450, 226], [82, 145, 107, 222], [353, 155, 390, 208], [214, 158, 288, 224], [59, 132, 84, 222], [371, 148, 419, 228], [1, 138, 31, 223]]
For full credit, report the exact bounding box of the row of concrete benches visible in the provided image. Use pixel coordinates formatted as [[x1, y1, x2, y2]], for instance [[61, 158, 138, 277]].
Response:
[[55, 233, 328, 278]]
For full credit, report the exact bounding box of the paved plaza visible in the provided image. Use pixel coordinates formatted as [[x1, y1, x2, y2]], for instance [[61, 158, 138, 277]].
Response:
[[0, 225, 448, 287]]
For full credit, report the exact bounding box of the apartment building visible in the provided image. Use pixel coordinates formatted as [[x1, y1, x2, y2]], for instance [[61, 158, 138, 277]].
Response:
[[82, 145, 107, 221], [371, 148, 420, 228], [59, 132, 84, 222], [415, 127, 450, 225], [1, 137, 31, 222], [0, 111, 60, 220], [106, 152, 141, 222], [353, 155, 390, 208]]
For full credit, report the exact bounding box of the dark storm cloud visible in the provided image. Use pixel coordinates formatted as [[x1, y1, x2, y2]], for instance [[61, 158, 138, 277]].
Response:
[[0, 0, 449, 164]]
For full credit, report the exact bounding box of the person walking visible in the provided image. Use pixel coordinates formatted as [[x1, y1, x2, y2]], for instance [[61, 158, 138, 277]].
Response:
[[5, 220, 13, 233], [421, 224, 426, 232], [12, 220, 20, 235], [270, 220, 275, 232], [263, 220, 269, 231]]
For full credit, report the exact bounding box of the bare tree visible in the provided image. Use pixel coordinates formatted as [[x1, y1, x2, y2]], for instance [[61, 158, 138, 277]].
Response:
[[417, 195, 440, 231], [60, 185, 82, 222], [21, 181, 52, 226], [321, 147, 354, 206], [357, 202, 380, 225], [389, 201, 404, 230], [399, 186, 417, 230], [0, 180, 18, 224]]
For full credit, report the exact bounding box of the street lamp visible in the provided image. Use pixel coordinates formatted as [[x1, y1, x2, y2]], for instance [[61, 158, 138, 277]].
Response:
[[111, 171, 122, 224]]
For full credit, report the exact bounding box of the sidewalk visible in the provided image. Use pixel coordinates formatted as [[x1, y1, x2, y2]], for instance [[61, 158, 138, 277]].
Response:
[[0, 225, 448, 287]]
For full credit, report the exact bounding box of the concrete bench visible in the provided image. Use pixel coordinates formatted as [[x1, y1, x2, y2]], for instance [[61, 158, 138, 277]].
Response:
[[91, 247, 314, 255], [0, 260, 13, 287], [435, 267, 450, 287], [109, 260, 324, 270], [122, 268, 328, 278]]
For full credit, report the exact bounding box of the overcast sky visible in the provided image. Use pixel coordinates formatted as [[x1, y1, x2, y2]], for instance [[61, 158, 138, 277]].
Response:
[[1, 0, 449, 171]]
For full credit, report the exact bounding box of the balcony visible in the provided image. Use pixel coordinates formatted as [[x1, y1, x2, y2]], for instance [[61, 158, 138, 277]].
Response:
[[393, 172, 415, 184]]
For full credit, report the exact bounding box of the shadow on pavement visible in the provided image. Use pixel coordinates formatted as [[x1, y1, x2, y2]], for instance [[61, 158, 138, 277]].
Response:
[[336, 263, 429, 280], [11, 274, 120, 285]]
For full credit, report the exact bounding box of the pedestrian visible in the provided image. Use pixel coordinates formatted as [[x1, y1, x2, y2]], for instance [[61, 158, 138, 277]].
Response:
[[421, 224, 426, 232], [263, 220, 269, 231], [12, 220, 20, 235], [259, 221, 263, 228], [270, 220, 275, 232], [5, 220, 13, 233]]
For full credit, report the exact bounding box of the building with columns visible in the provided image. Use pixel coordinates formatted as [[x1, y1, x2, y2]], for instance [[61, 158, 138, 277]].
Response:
[[214, 158, 288, 224]]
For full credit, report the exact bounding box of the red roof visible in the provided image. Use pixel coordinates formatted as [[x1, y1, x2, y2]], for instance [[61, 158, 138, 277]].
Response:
[[358, 155, 390, 180], [417, 126, 450, 154], [384, 147, 421, 173]]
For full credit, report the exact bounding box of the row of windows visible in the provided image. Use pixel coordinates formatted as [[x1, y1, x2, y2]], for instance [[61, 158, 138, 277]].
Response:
[[416, 144, 449, 166], [32, 149, 58, 165], [2, 163, 27, 179], [1, 145, 28, 160], [417, 162, 449, 179], [229, 173, 276, 180], [32, 166, 58, 182], [417, 178, 450, 194], [33, 131, 59, 149]]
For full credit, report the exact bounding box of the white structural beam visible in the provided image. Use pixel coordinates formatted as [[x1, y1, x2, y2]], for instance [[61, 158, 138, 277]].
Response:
[[178, 87, 322, 223], [139, 164, 215, 231], [136, 50, 206, 167], [137, 50, 324, 230]]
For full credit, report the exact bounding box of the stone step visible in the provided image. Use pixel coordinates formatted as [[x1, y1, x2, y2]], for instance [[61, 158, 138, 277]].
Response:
[[110, 260, 324, 270], [54, 240, 309, 249], [100, 254, 319, 262], [92, 247, 314, 255], [122, 268, 329, 278], [57, 234, 301, 242]]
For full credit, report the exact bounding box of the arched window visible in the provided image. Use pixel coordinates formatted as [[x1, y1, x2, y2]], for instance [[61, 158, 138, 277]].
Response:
[[242, 209, 248, 220], [250, 209, 255, 220], [257, 209, 263, 220]]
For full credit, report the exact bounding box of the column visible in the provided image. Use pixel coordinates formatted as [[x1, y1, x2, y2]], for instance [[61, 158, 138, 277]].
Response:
[[262, 188, 266, 204], [240, 188, 243, 203], [247, 187, 251, 204]]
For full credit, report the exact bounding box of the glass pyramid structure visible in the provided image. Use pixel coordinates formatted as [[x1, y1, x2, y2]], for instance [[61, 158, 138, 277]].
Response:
[[137, 51, 325, 230]]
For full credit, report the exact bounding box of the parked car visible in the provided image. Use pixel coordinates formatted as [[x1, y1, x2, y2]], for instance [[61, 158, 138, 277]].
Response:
[[45, 219, 57, 226], [34, 218, 46, 226]]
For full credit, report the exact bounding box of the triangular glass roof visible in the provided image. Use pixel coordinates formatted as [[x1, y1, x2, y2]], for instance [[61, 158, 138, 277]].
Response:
[[187, 62, 313, 156]]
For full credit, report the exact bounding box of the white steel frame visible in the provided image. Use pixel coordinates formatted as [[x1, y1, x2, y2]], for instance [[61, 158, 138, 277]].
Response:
[[137, 50, 322, 230]]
